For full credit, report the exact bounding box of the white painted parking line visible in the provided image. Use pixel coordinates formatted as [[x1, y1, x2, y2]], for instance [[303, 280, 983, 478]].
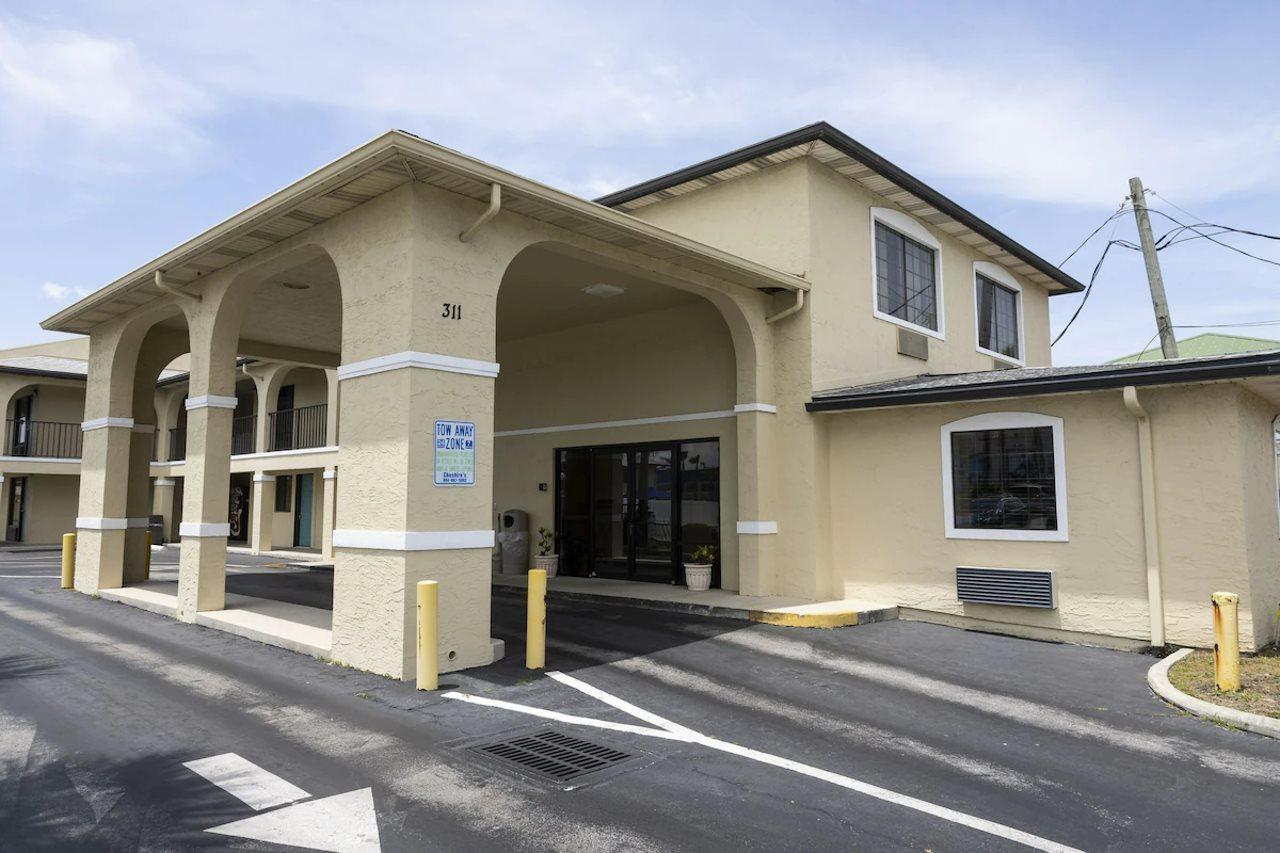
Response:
[[445, 674, 1084, 853], [183, 753, 310, 810]]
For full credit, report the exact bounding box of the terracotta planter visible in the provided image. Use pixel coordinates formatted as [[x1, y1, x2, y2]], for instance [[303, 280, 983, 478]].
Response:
[[535, 554, 559, 578], [683, 563, 712, 592]]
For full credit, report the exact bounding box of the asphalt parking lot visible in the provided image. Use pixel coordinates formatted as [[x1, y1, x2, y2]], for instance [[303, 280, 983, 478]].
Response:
[[1, 548, 1278, 851]]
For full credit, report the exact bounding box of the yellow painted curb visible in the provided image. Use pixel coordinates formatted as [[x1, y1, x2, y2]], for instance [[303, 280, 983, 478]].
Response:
[[748, 610, 861, 629]]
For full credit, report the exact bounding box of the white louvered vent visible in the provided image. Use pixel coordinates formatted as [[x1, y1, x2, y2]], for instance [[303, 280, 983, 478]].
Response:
[[956, 566, 1055, 609]]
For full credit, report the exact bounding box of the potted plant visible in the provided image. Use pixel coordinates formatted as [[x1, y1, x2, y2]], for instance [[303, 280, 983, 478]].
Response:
[[683, 544, 715, 592], [534, 527, 558, 578]]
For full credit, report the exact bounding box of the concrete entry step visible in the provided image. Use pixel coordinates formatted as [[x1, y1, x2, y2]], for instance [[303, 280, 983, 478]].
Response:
[[491, 573, 897, 628]]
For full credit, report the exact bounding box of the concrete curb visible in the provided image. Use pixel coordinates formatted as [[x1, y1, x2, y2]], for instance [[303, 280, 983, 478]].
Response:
[[1147, 647, 1280, 739], [748, 606, 898, 629]]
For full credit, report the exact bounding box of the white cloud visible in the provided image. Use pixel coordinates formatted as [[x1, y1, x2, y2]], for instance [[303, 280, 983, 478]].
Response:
[[0, 18, 213, 174], [40, 281, 89, 302]]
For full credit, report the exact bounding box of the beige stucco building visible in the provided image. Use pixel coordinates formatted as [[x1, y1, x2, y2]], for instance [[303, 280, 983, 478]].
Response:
[[13, 123, 1279, 679]]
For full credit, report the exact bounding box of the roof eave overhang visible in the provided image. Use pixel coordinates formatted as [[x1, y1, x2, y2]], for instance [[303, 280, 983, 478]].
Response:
[[597, 122, 1085, 295], [806, 354, 1280, 413], [43, 131, 808, 335]]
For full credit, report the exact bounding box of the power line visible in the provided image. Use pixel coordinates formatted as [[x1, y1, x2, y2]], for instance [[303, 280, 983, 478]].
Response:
[[1057, 201, 1130, 268]]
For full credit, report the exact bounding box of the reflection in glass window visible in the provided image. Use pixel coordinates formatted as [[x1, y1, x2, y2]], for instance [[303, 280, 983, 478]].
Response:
[[679, 441, 720, 563], [951, 427, 1057, 530], [876, 222, 937, 331], [977, 274, 1020, 359]]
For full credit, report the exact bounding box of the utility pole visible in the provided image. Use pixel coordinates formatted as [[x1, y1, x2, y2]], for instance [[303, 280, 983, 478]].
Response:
[[1129, 177, 1179, 359]]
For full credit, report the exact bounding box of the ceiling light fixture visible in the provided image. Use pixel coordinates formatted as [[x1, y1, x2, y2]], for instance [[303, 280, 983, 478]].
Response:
[[280, 281, 311, 291], [581, 283, 625, 298]]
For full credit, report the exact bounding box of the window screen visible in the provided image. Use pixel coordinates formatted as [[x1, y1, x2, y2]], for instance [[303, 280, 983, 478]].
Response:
[[977, 274, 1020, 359], [875, 221, 937, 331], [951, 426, 1057, 531], [275, 475, 292, 513]]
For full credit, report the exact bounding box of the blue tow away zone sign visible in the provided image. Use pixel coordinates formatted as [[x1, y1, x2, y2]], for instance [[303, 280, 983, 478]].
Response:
[[434, 420, 476, 486]]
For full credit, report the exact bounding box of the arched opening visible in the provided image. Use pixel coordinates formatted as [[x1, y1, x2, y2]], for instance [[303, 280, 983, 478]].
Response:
[[492, 242, 749, 592]]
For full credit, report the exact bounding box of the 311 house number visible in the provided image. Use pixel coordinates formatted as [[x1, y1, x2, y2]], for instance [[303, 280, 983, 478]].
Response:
[[442, 303, 462, 320]]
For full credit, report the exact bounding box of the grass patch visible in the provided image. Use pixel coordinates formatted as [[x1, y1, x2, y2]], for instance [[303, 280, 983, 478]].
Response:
[[1168, 647, 1280, 719]]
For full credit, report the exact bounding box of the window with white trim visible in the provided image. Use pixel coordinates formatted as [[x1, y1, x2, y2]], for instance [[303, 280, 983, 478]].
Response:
[[875, 221, 938, 333], [976, 274, 1020, 360], [942, 412, 1067, 541]]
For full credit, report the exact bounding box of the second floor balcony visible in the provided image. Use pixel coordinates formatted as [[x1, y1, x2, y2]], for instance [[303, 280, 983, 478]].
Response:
[[268, 404, 328, 452], [4, 419, 83, 459]]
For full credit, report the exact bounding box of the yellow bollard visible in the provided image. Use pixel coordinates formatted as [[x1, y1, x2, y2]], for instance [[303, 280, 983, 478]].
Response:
[[143, 529, 153, 580], [526, 568, 547, 670], [416, 580, 438, 691], [1212, 591, 1241, 692], [60, 533, 76, 589]]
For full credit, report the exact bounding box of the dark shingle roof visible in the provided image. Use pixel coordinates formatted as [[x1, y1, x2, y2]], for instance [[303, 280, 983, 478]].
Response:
[[808, 349, 1280, 412]]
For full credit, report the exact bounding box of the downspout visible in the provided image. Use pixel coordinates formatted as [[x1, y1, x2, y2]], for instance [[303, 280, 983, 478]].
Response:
[[459, 183, 502, 242], [1123, 385, 1165, 647], [765, 288, 805, 324], [155, 270, 201, 306]]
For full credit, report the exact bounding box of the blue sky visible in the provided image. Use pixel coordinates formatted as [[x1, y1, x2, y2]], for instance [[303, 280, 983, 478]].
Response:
[[2, 1, 1278, 364]]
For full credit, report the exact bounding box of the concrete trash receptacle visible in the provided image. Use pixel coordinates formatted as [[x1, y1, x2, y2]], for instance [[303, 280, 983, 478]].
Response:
[[497, 509, 530, 576]]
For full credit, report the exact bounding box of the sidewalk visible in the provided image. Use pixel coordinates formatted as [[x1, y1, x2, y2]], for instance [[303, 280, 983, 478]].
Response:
[[491, 572, 896, 627]]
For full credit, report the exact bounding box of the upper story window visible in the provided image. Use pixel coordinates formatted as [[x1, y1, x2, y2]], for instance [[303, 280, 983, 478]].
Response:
[[973, 261, 1024, 365], [871, 207, 944, 339], [941, 412, 1068, 541]]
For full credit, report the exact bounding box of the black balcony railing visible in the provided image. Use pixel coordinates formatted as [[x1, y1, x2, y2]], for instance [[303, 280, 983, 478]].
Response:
[[231, 415, 256, 456], [168, 427, 187, 461], [268, 404, 327, 452], [5, 419, 82, 459]]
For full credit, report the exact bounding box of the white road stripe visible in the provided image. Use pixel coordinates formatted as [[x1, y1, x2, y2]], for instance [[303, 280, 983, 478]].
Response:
[[446, 676, 1084, 853], [441, 692, 686, 741], [547, 671, 700, 738], [184, 753, 310, 810]]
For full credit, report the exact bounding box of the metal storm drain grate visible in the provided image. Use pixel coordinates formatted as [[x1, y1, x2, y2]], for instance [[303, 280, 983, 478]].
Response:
[[475, 730, 633, 782]]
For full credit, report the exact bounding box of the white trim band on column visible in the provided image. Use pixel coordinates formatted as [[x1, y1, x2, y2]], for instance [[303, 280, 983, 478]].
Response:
[[322, 469, 337, 480], [252, 473, 273, 483], [736, 521, 779, 535], [332, 529, 495, 551], [82, 417, 135, 432], [185, 395, 239, 411], [179, 522, 231, 538], [77, 517, 129, 530], [154, 478, 177, 487], [733, 403, 778, 414], [337, 351, 501, 381], [131, 423, 157, 434]]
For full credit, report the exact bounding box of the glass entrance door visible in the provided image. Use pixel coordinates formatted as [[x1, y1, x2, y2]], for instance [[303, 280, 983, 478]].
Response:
[[557, 439, 718, 585], [590, 450, 630, 579], [633, 447, 675, 582]]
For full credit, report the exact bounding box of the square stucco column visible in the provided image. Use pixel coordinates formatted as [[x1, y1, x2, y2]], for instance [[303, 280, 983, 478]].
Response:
[[75, 418, 135, 593], [321, 468, 336, 560], [734, 405, 778, 596], [249, 473, 275, 554], [176, 396, 236, 620], [122, 424, 156, 583], [0, 474, 9, 542], [329, 357, 497, 680], [151, 478, 177, 543]]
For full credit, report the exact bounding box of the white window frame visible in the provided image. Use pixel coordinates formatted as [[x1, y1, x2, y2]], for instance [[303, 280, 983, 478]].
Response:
[[972, 261, 1026, 366], [941, 411, 1068, 542], [870, 207, 946, 340]]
